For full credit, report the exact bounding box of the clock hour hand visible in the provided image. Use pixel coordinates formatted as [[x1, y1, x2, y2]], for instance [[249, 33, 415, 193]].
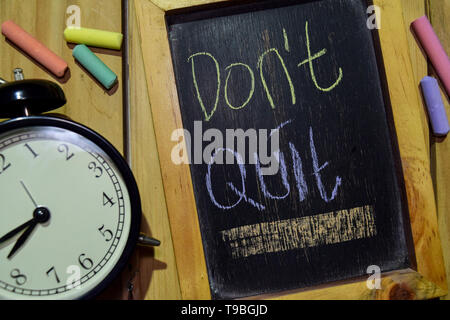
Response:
[[4, 207, 51, 259], [7, 220, 38, 259], [0, 218, 34, 246]]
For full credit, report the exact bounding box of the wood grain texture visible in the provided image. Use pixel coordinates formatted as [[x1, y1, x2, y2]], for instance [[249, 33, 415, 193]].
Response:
[[150, 0, 224, 11], [138, 0, 447, 299], [428, 0, 450, 300], [135, 0, 211, 299], [0, 0, 124, 153], [375, 0, 446, 292], [401, 0, 429, 153], [268, 270, 444, 300], [129, 0, 182, 299]]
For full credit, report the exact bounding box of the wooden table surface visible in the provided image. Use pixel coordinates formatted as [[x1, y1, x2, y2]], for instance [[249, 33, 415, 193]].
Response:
[[401, 0, 450, 301], [0, 0, 448, 300]]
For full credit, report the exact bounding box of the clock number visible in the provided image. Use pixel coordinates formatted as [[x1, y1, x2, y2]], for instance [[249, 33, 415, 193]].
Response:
[[10, 269, 27, 286], [102, 192, 115, 207], [78, 254, 94, 270], [24, 143, 39, 158], [57, 144, 75, 161], [46, 266, 61, 284], [88, 161, 103, 178], [0, 154, 11, 174], [98, 225, 114, 242]]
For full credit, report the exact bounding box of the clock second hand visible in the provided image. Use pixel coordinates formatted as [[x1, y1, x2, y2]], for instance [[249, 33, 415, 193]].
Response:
[[0, 181, 37, 248], [20, 180, 38, 208], [0, 181, 46, 258]]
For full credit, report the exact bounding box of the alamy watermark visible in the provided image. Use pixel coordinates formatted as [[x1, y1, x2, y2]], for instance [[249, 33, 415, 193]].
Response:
[[171, 121, 281, 176], [366, 265, 381, 290], [66, 5, 81, 28], [66, 265, 82, 290], [367, 5, 381, 30]]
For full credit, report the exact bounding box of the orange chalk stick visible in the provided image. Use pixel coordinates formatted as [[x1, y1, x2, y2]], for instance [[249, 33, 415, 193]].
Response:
[[1, 20, 68, 77]]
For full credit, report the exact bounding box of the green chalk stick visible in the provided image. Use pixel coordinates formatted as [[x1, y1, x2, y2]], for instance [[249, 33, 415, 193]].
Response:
[[72, 44, 117, 89]]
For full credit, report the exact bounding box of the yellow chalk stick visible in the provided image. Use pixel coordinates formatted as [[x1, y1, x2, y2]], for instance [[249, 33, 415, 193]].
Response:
[[64, 27, 123, 50]]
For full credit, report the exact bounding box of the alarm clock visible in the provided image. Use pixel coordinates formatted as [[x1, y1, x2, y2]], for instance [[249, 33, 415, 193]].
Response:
[[0, 70, 155, 300]]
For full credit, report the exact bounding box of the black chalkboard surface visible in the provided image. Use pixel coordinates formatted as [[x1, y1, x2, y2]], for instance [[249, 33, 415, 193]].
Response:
[[166, 0, 415, 299]]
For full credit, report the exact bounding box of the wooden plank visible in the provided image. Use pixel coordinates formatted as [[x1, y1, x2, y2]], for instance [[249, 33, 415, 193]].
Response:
[[401, 0, 429, 152], [137, 0, 447, 299], [129, 0, 182, 299], [428, 0, 450, 300], [269, 270, 445, 300], [374, 0, 446, 292], [151, 0, 224, 11], [135, 0, 211, 299], [0, 0, 124, 153]]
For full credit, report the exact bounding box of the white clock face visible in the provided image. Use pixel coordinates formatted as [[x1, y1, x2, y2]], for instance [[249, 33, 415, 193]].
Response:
[[0, 124, 134, 300]]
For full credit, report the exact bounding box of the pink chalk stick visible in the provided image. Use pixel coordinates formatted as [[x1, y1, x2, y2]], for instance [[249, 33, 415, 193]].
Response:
[[412, 16, 450, 97], [1, 20, 68, 78]]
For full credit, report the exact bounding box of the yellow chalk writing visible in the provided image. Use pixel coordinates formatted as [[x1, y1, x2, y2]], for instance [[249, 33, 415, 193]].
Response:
[[188, 52, 221, 121], [257, 48, 296, 109], [283, 28, 289, 52], [297, 48, 326, 67], [224, 63, 255, 110], [300, 21, 343, 92]]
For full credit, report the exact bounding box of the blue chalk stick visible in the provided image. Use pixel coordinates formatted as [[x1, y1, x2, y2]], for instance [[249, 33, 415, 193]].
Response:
[[421, 76, 450, 136]]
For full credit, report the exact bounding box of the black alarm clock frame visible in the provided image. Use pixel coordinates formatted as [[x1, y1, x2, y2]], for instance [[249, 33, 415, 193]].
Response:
[[0, 71, 154, 300]]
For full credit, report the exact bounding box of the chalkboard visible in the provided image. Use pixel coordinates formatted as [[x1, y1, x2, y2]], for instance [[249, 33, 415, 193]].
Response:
[[166, 0, 415, 299]]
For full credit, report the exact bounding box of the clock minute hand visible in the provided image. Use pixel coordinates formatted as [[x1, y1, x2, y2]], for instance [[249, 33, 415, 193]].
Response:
[[6, 207, 51, 259], [7, 220, 37, 259], [0, 218, 34, 245]]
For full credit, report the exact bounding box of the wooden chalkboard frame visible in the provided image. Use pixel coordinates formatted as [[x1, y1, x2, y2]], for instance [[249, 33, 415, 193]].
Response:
[[138, 0, 447, 299]]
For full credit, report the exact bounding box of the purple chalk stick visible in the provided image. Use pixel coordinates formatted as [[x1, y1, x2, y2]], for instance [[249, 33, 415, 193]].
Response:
[[420, 76, 450, 136]]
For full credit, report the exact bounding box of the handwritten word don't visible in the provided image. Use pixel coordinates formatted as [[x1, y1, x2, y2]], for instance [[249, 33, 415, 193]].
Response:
[[188, 21, 344, 121]]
